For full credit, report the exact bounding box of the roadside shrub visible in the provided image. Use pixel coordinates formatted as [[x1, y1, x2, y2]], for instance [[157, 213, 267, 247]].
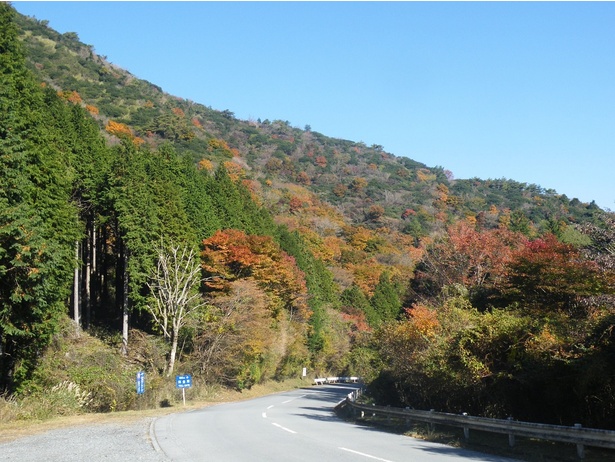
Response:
[[17, 316, 139, 413]]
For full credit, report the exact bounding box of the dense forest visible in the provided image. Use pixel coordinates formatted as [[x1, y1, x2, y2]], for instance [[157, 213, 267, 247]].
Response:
[[2, 4, 615, 429]]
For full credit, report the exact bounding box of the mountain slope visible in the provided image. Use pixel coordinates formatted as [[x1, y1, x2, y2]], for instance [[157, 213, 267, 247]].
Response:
[[15, 12, 607, 237]]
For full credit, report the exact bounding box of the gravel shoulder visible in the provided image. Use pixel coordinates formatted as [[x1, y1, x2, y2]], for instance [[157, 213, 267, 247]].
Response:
[[0, 407, 199, 461], [0, 380, 310, 461], [0, 416, 167, 462]]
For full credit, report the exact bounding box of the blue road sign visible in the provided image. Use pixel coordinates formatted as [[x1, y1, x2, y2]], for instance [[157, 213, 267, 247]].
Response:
[[176, 374, 192, 389], [136, 371, 145, 395]]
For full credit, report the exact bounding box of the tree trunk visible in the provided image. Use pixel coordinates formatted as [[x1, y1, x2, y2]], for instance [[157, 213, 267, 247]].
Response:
[[101, 223, 109, 316], [88, 223, 97, 328], [84, 223, 92, 329], [121, 251, 129, 356], [167, 328, 178, 377], [73, 240, 80, 325]]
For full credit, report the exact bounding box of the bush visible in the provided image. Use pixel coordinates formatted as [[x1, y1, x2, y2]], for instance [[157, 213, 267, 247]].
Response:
[[17, 316, 140, 413]]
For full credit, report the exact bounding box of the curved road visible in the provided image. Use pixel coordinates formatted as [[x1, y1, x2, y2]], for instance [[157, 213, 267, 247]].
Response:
[[153, 384, 516, 462]]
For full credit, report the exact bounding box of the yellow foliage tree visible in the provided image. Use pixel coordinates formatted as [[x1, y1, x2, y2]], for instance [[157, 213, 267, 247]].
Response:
[[105, 120, 133, 139]]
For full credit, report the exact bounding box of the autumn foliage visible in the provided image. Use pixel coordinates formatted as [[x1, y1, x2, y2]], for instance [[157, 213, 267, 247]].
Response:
[[57, 89, 82, 104], [201, 229, 310, 321], [105, 120, 133, 139], [413, 220, 522, 307], [502, 233, 610, 313]]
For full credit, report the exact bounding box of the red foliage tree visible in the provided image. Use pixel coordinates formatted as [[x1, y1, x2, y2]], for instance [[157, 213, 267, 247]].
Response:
[[414, 220, 522, 306], [502, 233, 611, 314], [315, 155, 327, 168]]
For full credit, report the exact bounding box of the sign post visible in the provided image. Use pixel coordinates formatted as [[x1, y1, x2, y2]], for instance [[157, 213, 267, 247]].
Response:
[[175, 374, 192, 406]]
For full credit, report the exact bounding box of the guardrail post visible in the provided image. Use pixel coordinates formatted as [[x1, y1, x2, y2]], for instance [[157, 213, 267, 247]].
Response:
[[429, 409, 435, 433], [462, 413, 470, 440], [507, 417, 515, 447], [574, 424, 585, 459]]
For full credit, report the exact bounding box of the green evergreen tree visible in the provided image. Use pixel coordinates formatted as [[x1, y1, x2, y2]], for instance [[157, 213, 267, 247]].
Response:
[[0, 3, 80, 390], [176, 153, 221, 240], [104, 139, 205, 351], [106, 141, 196, 311], [277, 227, 339, 354], [206, 165, 246, 231], [206, 164, 276, 236], [341, 284, 379, 328], [370, 272, 402, 325]]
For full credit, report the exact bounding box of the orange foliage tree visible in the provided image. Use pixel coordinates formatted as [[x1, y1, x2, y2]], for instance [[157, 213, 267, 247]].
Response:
[[222, 161, 244, 182], [344, 225, 376, 251], [201, 229, 310, 321], [296, 171, 311, 185], [207, 138, 234, 157], [58, 90, 82, 104], [350, 177, 368, 192], [105, 120, 133, 139], [197, 159, 214, 172], [171, 107, 185, 117], [333, 183, 347, 197]]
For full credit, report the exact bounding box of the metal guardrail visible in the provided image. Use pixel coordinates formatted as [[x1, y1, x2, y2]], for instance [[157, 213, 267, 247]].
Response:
[[338, 394, 615, 459], [313, 376, 360, 385]]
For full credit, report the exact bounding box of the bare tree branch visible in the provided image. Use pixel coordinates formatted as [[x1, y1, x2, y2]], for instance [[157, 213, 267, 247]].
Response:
[[146, 240, 206, 376]]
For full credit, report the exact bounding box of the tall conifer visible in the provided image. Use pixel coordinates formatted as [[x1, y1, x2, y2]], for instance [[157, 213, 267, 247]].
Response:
[[0, 3, 80, 389]]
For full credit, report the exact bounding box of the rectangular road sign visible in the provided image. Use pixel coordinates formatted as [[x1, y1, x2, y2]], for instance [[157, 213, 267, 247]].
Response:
[[176, 374, 192, 389], [136, 371, 145, 395]]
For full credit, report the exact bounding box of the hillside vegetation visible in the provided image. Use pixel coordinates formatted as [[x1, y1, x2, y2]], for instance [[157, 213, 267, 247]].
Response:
[[2, 4, 615, 429]]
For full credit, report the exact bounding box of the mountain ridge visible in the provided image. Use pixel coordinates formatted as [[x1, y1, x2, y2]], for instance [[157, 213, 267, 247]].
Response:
[[15, 10, 608, 241]]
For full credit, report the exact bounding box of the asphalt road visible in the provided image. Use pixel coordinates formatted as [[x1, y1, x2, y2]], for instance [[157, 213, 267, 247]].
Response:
[[153, 384, 518, 462]]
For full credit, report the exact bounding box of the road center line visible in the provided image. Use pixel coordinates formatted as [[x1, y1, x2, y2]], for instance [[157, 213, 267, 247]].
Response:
[[281, 394, 306, 404], [339, 447, 394, 462], [267, 405, 274, 409], [272, 422, 297, 434]]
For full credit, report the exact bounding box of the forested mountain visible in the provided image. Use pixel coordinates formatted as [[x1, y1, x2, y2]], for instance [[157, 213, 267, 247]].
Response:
[[2, 4, 615, 429]]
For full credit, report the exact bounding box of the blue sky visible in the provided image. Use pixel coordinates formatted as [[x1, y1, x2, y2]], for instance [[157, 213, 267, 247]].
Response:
[[13, 1, 615, 210]]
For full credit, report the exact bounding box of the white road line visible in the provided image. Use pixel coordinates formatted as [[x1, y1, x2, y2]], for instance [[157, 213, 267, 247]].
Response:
[[272, 422, 297, 434], [339, 447, 395, 462], [262, 412, 267, 418], [267, 405, 274, 409], [281, 394, 306, 404]]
